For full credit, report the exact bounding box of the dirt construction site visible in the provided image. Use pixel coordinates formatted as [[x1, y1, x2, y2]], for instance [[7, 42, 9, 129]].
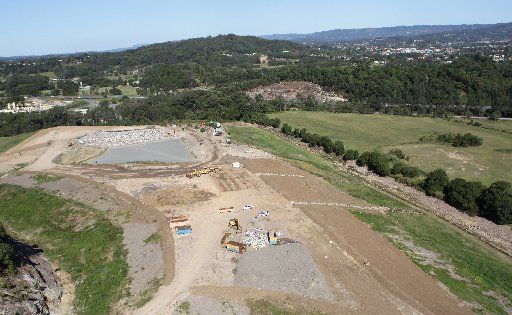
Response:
[[0, 124, 473, 314]]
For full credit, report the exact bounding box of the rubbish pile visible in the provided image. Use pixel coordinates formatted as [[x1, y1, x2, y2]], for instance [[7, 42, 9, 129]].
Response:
[[242, 230, 269, 250], [76, 128, 170, 148]]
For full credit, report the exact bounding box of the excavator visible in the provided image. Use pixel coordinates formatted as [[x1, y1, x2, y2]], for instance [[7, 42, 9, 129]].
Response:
[[228, 218, 242, 233]]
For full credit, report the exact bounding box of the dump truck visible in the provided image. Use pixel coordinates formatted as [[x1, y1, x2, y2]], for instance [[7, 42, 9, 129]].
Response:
[[228, 218, 242, 233]]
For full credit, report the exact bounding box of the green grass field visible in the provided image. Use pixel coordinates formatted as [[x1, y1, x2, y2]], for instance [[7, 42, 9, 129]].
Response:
[[38, 71, 56, 79], [0, 184, 128, 314], [461, 118, 512, 134], [228, 126, 406, 209], [228, 125, 512, 314], [0, 132, 35, 153], [116, 85, 139, 96], [272, 112, 512, 185]]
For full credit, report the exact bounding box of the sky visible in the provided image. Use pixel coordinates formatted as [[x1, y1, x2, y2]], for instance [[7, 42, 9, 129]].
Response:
[[1, 0, 511, 56]]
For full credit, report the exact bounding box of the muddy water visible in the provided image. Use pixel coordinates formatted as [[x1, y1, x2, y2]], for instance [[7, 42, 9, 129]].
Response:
[[88, 139, 193, 164]]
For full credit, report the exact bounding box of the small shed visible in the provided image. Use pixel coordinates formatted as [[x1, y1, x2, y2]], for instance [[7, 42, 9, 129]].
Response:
[[177, 225, 192, 235]]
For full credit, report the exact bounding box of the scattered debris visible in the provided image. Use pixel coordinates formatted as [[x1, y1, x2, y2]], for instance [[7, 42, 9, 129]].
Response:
[[255, 211, 269, 219], [242, 204, 254, 211], [186, 167, 221, 179]]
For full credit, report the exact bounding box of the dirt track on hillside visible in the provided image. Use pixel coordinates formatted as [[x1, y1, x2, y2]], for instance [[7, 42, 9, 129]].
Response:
[[243, 158, 470, 315]]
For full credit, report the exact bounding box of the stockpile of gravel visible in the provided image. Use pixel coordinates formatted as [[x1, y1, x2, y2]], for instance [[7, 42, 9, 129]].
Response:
[[234, 243, 334, 301], [76, 128, 169, 148]]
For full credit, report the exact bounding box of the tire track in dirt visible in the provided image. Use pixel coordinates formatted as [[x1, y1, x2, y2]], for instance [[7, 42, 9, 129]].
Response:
[[243, 158, 471, 315]]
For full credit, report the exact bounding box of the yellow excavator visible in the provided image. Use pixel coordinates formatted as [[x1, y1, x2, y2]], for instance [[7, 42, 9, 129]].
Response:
[[228, 218, 242, 233]]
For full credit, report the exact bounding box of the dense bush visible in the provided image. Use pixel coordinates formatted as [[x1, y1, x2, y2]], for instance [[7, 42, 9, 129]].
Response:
[[443, 178, 485, 216], [281, 123, 293, 135], [250, 115, 280, 128], [343, 149, 359, 161], [437, 133, 483, 147], [391, 162, 421, 178], [357, 151, 391, 177], [389, 149, 407, 160], [0, 224, 15, 273], [423, 169, 449, 197], [333, 140, 345, 156], [478, 181, 512, 225]]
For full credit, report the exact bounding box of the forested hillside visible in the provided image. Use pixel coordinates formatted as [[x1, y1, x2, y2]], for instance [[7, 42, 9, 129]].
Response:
[[1, 34, 512, 137]]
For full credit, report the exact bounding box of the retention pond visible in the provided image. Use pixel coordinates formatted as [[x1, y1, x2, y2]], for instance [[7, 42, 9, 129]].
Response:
[[88, 139, 193, 164]]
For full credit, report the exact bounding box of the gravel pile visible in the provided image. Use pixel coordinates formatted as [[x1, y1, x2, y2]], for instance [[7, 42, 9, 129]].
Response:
[[235, 243, 334, 301], [76, 128, 169, 148]]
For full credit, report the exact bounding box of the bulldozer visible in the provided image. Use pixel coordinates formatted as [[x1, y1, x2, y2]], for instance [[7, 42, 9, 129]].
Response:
[[228, 218, 242, 233]]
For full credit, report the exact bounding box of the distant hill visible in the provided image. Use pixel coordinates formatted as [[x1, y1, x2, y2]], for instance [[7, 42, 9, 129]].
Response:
[[262, 23, 511, 44], [86, 34, 309, 68], [0, 44, 147, 61]]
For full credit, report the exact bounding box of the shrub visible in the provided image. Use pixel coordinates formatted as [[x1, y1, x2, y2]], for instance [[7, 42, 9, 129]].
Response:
[[0, 224, 15, 273], [0, 242, 14, 272], [333, 141, 345, 156], [343, 149, 359, 161], [423, 169, 449, 197], [443, 178, 484, 216], [478, 181, 512, 225], [389, 149, 406, 160], [281, 123, 292, 135], [356, 151, 371, 167], [436, 132, 483, 147], [319, 136, 335, 153], [357, 151, 391, 176]]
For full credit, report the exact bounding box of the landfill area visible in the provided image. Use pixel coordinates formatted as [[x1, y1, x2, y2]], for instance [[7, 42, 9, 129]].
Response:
[[76, 127, 172, 148], [0, 122, 473, 315]]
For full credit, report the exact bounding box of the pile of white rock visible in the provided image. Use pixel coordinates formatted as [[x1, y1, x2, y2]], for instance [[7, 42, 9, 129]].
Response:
[[242, 230, 269, 250], [76, 128, 170, 148]]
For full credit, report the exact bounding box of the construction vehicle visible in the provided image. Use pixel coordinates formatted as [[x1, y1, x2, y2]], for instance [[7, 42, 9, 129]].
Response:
[[228, 218, 242, 233]]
